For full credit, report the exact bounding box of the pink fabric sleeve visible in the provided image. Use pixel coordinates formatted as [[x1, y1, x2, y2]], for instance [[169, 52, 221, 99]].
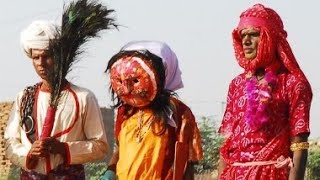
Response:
[[219, 80, 236, 136], [287, 76, 312, 137]]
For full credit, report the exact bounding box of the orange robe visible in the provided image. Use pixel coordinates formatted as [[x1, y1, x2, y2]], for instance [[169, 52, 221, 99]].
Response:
[[116, 98, 203, 180], [117, 109, 169, 179]]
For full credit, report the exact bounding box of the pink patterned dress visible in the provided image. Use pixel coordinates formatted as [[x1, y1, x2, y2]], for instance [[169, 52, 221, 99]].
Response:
[[219, 72, 312, 180]]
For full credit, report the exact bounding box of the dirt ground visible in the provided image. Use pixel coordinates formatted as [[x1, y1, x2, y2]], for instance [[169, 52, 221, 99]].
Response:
[[195, 170, 218, 180]]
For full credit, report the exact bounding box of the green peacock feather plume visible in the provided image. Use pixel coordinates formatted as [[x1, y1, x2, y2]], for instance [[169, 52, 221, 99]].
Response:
[[48, 0, 117, 107]]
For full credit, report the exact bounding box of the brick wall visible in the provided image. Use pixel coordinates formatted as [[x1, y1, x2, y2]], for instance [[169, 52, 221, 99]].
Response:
[[0, 102, 13, 178], [100, 107, 115, 162]]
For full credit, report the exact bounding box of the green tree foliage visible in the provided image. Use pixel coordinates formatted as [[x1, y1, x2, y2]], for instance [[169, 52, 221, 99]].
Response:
[[84, 162, 107, 180], [306, 146, 320, 180], [7, 164, 20, 179], [194, 116, 224, 173]]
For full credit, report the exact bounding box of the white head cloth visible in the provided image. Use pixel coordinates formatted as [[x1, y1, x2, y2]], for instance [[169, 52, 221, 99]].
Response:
[[121, 40, 184, 91], [20, 20, 56, 58]]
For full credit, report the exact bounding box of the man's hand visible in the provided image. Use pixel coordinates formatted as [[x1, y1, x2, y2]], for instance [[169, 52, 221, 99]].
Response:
[[43, 137, 66, 156], [27, 140, 49, 169], [26, 154, 39, 170], [27, 138, 67, 169], [218, 157, 227, 179], [29, 140, 49, 158]]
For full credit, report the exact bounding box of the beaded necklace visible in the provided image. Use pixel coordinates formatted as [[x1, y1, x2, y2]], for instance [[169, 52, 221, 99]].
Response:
[[135, 110, 155, 143]]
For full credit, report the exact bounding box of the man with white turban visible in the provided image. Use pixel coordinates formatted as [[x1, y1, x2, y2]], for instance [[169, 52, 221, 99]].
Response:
[[5, 20, 109, 179], [20, 20, 56, 58]]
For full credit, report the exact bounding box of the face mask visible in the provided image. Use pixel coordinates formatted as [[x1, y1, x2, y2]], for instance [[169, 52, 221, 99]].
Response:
[[110, 56, 158, 107]]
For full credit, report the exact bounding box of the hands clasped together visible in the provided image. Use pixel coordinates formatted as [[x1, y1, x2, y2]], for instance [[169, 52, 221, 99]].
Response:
[[27, 138, 66, 169]]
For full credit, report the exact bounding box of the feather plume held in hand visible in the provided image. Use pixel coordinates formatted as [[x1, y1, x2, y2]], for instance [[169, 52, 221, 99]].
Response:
[[48, 0, 117, 107]]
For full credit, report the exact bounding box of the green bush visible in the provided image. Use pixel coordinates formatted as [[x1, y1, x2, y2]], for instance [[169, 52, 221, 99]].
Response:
[[85, 162, 107, 180], [306, 147, 320, 180], [194, 116, 224, 174], [8, 164, 20, 179]]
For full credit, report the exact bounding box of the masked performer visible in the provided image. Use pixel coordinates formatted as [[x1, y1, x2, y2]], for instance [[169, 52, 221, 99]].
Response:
[[103, 41, 203, 180]]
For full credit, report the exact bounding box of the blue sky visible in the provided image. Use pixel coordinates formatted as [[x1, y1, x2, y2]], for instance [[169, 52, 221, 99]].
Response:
[[1, 0, 319, 138]]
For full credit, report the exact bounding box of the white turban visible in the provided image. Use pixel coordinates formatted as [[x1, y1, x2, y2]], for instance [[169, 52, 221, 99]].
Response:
[[20, 20, 56, 58], [121, 40, 184, 91]]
